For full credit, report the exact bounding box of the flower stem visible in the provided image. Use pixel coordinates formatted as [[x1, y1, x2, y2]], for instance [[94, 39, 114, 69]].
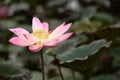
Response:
[[40, 50, 45, 80], [54, 55, 64, 80], [58, 64, 64, 80]]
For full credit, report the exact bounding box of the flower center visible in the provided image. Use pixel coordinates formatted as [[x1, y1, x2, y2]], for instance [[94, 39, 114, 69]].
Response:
[[32, 30, 48, 42]]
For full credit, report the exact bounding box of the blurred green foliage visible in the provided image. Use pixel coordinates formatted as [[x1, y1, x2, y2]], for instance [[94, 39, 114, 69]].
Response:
[[0, 0, 120, 80]]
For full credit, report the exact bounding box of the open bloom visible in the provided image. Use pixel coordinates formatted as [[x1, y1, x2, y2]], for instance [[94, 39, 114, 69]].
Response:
[[9, 17, 73, 52]]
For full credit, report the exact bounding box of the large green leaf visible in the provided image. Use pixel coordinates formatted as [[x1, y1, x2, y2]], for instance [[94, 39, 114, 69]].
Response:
[[58, 39, 111, 63], [53, 39, 111, 71]]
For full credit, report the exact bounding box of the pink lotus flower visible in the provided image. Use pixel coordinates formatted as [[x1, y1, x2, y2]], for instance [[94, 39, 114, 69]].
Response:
[[9, 17, 73, 52]]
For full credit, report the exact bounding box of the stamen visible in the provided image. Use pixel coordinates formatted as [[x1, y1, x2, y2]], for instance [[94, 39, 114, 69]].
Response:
[[32, 30, 48, 42]]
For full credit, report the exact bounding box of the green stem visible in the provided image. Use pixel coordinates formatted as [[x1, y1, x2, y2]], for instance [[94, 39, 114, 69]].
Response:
[[40, 50, 45, 80], [54, 56, 64, 80], [58, 64, 64, 80]]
